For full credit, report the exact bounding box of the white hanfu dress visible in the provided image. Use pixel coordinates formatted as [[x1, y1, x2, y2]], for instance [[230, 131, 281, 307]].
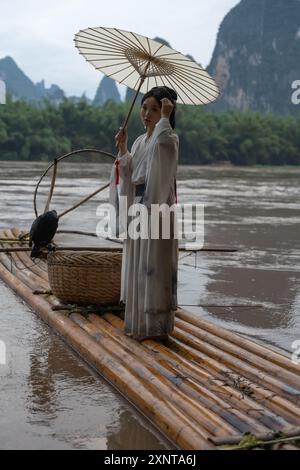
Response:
[[109, 117, 179, 340]]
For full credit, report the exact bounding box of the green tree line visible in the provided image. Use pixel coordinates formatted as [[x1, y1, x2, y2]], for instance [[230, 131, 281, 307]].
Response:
[[0, 97, 300, 165]]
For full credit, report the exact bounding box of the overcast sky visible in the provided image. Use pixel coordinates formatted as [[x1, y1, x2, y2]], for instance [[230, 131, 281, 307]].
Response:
[[0, 0, 240, 99]]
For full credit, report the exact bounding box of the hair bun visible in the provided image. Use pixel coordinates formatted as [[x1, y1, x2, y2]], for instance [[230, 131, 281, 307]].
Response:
[[164, 87, 177, 102]]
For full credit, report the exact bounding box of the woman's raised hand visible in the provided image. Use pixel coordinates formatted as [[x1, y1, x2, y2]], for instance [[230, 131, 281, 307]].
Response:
[[161, 98, 174, 119], [115, 126, 128, 156]]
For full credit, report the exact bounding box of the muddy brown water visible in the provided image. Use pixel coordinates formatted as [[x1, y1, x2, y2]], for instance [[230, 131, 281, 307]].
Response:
[[0, 161, 299, 449]]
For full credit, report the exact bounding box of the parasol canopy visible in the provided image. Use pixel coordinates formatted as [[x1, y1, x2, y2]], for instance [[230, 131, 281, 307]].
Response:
[[74, 26, 219, 106]]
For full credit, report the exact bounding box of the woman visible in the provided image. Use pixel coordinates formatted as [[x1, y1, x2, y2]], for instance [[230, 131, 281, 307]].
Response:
[[109, 86, 179, 341]]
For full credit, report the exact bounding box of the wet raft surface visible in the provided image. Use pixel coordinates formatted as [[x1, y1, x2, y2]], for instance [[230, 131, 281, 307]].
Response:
[[0, 229, 300, 450]]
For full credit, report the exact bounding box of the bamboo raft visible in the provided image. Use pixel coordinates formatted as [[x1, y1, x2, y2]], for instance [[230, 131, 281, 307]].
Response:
[[0, 228, 300, 450]]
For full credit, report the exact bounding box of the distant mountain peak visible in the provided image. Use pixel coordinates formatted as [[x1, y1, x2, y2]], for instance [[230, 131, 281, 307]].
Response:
[[0, 56, 19, 66], [0, 56, 65, 103], [93, 75, 121, 106], [207, 0, 300, 114]]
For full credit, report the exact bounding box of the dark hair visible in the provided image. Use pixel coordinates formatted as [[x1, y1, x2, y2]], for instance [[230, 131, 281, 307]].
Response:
[[141, 86, 177, 129]]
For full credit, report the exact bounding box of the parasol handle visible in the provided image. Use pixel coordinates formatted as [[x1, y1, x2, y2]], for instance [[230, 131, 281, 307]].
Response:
[[121, 76, 145, 129], [121, 61, 151, 129]]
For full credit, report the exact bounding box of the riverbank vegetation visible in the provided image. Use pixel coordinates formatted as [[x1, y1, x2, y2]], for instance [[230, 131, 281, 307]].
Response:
[[0, 98, 299, 165]]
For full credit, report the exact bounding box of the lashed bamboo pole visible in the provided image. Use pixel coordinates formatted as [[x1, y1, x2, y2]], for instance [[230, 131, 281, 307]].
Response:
[[175, 317, 300, 389], [14, 229, 48, 274], [172, 326, 300, 406], [0, 237, 74, 308], [2, 238, 48, 287], [221, 435, 300, 450], [168, 334, 300, 423], [1, 231, 298, 448], [210, 426, 300, 446], [11, 229, 48, 279], [0, 241, 237, 255], [177, 309, 300, 375], [0, 245, 122, 253], [103, 313, 293, 431], [0, 252, 56, 309], [1, 229, 298, 424], [0, 238, 28, 243], [0, 233, 63, 310], [88, 313, 279, 435], [0, 259, 213, 449], [8, 229, 49, 282], [89, 314, 259, 434], [56, 230, 239, 253], [0, 245, 241, 255], [70, 312, 226, 438], [0, 237, 49, 293], [0, 247, 35, 253]]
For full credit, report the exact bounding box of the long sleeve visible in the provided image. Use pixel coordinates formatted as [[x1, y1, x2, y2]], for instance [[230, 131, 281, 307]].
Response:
[[143, 118, 179, 207], [109, 137, 142, 236]]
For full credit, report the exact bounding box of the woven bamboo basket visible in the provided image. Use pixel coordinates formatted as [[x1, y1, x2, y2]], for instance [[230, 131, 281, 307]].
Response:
[[47, 250, 122, 306]]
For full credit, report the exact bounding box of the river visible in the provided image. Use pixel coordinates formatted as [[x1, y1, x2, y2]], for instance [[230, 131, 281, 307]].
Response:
[[0, 161, 299, 449]]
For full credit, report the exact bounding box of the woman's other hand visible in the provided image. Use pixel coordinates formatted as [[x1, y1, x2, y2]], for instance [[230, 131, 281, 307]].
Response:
[[161, 98, 174, 119], [115, 127, 128, 156]]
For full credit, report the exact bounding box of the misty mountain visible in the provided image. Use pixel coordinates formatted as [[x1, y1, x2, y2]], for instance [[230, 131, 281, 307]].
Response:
[[93, 75, 121, 106], [207, 0, 300, 114], [0, 56, 65, 104]]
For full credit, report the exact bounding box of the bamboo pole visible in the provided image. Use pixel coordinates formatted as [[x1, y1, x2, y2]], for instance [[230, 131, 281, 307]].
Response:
[[89, 314, 252, 434], [44, 158, 58, 214], [0, 235, 49, 293], [0, 249, 49, 294], [70, 312, 225, 439], [167, 334, 300, 423], [56, 231, 238, 253], [0, 245, 241, 254], [0, 238, 28, 244], [0, 260, 213, 450], [9, 229, 49, 282], [0, 245, 122, 254], [1, 258, 298, 440], [172, 326, 300, 405], [0, 247, 35, 253], [33, 149, 115, 218], [103, 313, 294, 431], [210, 426, 300, 446], [0, 232, 61, 310], [58, 183, 110, 219], [175, 317, 300, 389], [88, 313, 279, 435], [1, 231, 293, 444], [13, 229, 48, 274], [221, 435, 300, 451], [177, 309, 300, 375], [104, 309, 298, 424], [181, 304, 264, 309], [121, 65, 150, 129], [0, 242, 237, 255], [57, 229, 98, 237]]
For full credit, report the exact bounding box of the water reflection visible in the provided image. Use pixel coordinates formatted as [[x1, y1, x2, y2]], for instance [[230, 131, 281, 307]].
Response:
[[106, 410, 172, 450], [24, 315, 168, 449]]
